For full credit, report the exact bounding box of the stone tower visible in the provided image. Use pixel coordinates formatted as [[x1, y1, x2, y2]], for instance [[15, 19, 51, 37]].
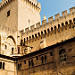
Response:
[[18, 0, 41, 31], [0, 0, 41, 56]]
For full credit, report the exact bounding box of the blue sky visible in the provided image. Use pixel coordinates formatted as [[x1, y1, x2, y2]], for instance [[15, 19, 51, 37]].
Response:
[[37, 0, 75, 21]]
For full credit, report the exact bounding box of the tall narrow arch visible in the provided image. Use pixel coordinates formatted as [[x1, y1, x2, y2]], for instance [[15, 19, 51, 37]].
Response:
[[7, 35, 16, 45]]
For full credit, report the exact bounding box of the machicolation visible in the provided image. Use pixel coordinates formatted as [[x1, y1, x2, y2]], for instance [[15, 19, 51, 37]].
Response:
[[21, 7, 75, 41]]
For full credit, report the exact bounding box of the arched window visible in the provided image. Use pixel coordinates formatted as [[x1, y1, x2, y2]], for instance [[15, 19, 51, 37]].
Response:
[[62, 23, 64, 31], [47, 29, 50, 35], [41, 31, 43, 35], [65, 21, 68, 30], [38, 33, 40, 36], [5, 45, 7, 49], [23, 38, 25, 45], [20, 39, 23, 46], [31, 59, 34, 67], [45, 55, 47, 63], [35, 34, 37, 38], [12, 47, 14, 54], [59, 49, 67, 62], [18, 47, 20, 54], [69, 20, 72, 28], [41, 56, 44, 64], [54, 26, 56, 34], [73, 18, 75, 24], [44, 30, 46, 34], [58, 24, 60, 32]]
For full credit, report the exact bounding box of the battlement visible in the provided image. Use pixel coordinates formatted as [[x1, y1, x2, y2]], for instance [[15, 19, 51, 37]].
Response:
[[0, 0, 14, 11], [0, 0, 41, 12], [21, 6, 75, 40], [22, 0, 41, 11]]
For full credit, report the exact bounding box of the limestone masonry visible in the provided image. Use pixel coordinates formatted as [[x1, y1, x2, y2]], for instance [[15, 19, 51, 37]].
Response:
[[0, 0, 75, 75]]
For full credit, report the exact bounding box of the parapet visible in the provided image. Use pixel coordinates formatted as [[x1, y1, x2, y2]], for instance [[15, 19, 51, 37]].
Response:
[[36, 22, 41, 28], [55, 13, 60, 20], [62, 10, 68, 17], [0, 0, 14, 11], [69, 6, 75, 13], [25, 27, 29, 32], [30, 25, 35, 30], [22, 6, 75, 35], [48, 16, 53, 22]]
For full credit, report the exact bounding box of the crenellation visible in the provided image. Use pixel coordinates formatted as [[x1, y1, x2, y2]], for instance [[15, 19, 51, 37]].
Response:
[[25, 27, 29, 32], [42, 19, 47, 25], [62, 10, 68, 17], [55, 13, 60, 20], [36, 22, 41, 28], [30, 25, 35, 30], [69, 6, 75, 14], [48, 16, 53, 22]]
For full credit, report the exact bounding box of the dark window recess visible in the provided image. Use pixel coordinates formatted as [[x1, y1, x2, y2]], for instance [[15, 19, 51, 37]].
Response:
[[5, 45, 7, 49], [7, 10, 10, 17], [12, 47, 14, 54], [20, 39, 23, 46], [18, 64, 20, 70], [59, 49, 67, 62], [29, 60, 31, 67], [24, 60, 26, 64], [41, 56, 44, 64], [45, 55, 47, 62], [36, 56, 38, 60], [31, 60, 34, 67], [18, 47, 20, 54], [23, 38, 25, 45], [0, 62, 2, 69], [3, 62, 5, 70], [50, 52, 53, 56]]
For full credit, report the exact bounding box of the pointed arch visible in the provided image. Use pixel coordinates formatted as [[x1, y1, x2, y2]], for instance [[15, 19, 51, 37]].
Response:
[[7, 35, 16, 45]]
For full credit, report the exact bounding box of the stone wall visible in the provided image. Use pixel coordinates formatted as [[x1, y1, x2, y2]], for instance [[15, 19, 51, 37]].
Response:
[[0, 0, 18, 55], [17, 38, 75, 75], [0, 55, 15, 75]]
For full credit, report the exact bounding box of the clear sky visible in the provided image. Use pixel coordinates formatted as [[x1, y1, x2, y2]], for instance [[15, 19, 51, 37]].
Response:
[[0, 0, 75, 21], [37, 0, 75, 21]]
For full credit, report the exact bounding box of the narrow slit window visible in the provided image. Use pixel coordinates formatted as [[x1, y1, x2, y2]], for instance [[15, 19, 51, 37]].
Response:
[[7, 10, 10, 17]]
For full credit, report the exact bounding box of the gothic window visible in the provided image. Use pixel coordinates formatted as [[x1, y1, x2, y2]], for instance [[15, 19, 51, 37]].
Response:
[[18, 47, 20, 54], [45, 55, 47, 63], [69, 20, 72, 28], [62, 23, 64, 31], [41, 31, 43, 35], [20, 39, 23, 46], [35, 34, 37, 38], [50, 52, 53, 56], [54, 26, 56, 34], [3, 62, 5, 70], [59, 49, 67, 62], [29, 60, 31, 67], [5, 45, 7, 49], [36, 56, 38, 60], [32, 35, 34, 39], [65, 21, 68, 30], [24, 38, 25, 45], [24, 60, 26, 64], [41, 56, 44, 64], [38, 33, 40, 36], [58, 24, 60, 32], [44, 30, 46, 34], [12, 47, 14, 54], [0, 62, 2, 69], [31, 59, 34, 67], [7, 10, 10, 17]]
